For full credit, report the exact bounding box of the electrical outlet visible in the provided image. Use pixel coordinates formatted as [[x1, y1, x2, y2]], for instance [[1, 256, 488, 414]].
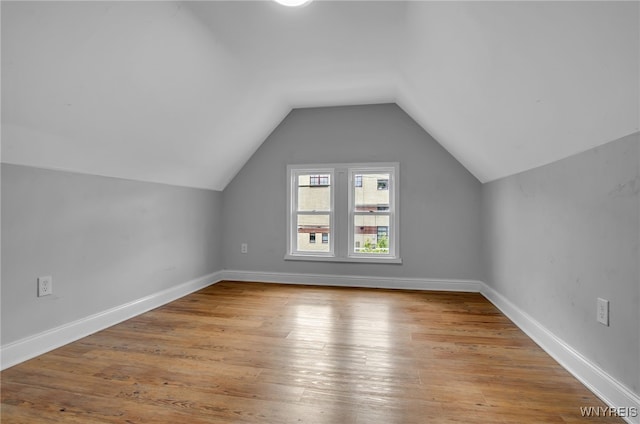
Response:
[[38, 276, 53, 297], [597, 298, 609, 326], [241, 243, 248, 254]]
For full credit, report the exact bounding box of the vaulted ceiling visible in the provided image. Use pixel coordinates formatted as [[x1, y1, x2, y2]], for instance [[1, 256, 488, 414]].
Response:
[[2, 1, 638, 191]]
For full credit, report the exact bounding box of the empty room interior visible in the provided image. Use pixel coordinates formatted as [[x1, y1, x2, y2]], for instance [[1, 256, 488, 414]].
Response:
[[1, 0, 639, 423]]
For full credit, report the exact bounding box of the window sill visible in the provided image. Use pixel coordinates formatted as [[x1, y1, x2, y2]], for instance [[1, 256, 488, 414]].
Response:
[[285, 254, 402, 264]]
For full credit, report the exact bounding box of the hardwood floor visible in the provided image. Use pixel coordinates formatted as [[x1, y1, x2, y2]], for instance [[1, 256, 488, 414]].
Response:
[[1, 281, 621, 423]]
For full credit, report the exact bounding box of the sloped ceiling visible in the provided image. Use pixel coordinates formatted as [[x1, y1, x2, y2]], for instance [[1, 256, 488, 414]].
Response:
[[2, 1, 638, 191]]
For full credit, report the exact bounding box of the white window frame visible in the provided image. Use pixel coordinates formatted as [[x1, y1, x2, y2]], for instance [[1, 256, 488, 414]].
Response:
[[287, 166, 335, 258], [286, 163, 401, 264], [348, 165, 398, 260]]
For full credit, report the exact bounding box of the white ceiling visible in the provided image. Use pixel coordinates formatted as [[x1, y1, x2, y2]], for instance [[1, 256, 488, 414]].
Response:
[[2, 1, 638, 191]]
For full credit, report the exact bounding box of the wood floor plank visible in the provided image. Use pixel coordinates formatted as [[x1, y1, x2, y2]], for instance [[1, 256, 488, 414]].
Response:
[[1, 281, 623, 423]]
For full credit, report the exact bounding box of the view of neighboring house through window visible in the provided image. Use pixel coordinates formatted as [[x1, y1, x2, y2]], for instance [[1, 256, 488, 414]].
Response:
[[309, 175, 329, 186], [287, 163, 399, 263], [290, 170, 333, 256], [351, 172, 393, 255]]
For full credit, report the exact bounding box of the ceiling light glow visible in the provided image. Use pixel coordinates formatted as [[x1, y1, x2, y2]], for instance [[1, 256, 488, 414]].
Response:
[[274, 0, 313, 7]]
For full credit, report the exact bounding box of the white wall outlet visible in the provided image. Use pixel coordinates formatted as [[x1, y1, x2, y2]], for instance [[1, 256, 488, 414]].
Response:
[[241, 243, 248, 254], [38, 276, 53, 297], [597, 298, 609, 326]]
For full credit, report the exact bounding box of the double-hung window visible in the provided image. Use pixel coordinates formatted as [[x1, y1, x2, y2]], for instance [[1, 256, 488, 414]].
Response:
[[288, 168, 334, 257], [287, 163, 400, 263], [349, 166, 397, 259]]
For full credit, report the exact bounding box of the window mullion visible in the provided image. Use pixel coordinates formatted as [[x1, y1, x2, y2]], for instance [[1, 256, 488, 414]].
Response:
[[334, 168, 347, 258]]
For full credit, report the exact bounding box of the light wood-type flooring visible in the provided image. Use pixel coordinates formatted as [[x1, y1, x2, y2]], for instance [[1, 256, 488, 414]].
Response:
[[1, 281, 622, 423]]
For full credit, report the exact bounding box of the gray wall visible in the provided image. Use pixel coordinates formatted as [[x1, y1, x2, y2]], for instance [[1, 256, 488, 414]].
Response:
[[222, 103, 484, 280], [1, 164, 223, 345], [481, 132, 640, 395]]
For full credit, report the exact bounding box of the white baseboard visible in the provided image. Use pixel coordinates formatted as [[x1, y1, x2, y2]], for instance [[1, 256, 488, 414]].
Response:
[[0, 271, 224, 371], [480, 283, 640, 424], [220, 269, 483, 292]]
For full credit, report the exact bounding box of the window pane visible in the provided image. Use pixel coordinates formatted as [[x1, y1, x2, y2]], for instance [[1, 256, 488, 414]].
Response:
[[354, 173, 390, 212], [298, 174, 331, 212], [353, 215, 390, 254], [297, 214, 330, 252]]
